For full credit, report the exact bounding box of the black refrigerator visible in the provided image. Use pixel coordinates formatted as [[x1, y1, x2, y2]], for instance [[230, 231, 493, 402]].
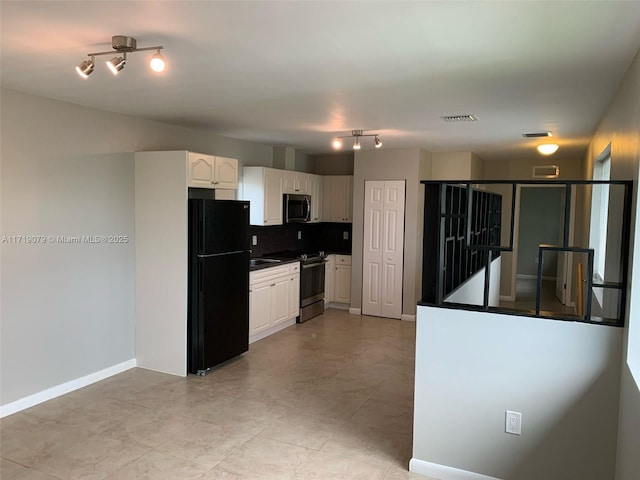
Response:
[[188, 196, 250, 375]]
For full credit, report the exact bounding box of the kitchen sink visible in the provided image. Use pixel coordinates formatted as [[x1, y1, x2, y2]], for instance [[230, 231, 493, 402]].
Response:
[[250, 258, 282, 266]]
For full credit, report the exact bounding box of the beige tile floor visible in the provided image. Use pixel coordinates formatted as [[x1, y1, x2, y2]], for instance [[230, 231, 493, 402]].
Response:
[[1, 309, 431, 480]]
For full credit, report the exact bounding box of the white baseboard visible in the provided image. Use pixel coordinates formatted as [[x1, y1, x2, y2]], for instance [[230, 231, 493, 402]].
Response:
[[327, 302, 350, 310], [0, 358, 136, 418], [499, 295, 515, 302], [348, 307, 361, 315], [249, 317, 296, 344], [401, 314, 416, 322], [409, 458, 502, 480]]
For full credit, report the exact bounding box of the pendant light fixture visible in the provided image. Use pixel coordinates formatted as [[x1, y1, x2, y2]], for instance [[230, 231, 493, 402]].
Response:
[[75, 35, 165, 78], [331, 130, 383, 150]]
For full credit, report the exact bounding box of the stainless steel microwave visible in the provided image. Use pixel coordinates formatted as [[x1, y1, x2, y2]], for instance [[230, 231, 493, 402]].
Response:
[[284, 194, 311, 223]]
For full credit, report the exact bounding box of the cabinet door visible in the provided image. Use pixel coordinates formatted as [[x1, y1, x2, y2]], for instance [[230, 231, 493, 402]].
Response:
[[270, 277, 290, 325], [331, 176, 353, 222], [310, 175, 322, 222], [325, 255, 335, 304], [250, 282, 272, 334], [289, 274, 300, 318], [188, 153, 216, 188], [263, 169, 283, 225], [282, 171, 297, 194], [296, 173, 310, 194], [335, 264, 351, 304], [214, 156, 238, 189], [322, 176, 333, 222]]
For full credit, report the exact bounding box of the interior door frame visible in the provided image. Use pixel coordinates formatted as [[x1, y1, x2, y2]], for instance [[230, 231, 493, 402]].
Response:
[[511, 184, 576, 305]]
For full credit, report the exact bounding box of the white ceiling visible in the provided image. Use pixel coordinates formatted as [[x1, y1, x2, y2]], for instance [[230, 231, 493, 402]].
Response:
[[2, 1, 640, 162]]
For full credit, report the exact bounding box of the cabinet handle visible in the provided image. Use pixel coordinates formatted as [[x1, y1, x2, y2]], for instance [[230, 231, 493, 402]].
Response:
[[270, 283, 276, 287]]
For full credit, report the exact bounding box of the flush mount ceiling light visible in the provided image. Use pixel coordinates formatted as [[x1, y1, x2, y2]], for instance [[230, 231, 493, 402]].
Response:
[[75, 35, 165, 78], [537, 143, 560, 155], [331, 130, 383, 150]]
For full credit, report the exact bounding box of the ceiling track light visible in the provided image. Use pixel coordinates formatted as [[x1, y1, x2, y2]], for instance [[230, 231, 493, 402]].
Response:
[[331, 129, 382, 150], [75, 35, 165, 78]]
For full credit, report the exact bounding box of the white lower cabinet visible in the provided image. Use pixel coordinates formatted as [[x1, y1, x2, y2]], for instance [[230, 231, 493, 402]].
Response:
[[325, 255, 335, 305], [335, 256, 352, 304], [249, 262, 300, 343], [325, 254, 351, 306]]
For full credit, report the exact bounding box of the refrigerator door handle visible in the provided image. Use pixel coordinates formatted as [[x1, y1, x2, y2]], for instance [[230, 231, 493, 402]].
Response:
[[197, 251, 246, 258]]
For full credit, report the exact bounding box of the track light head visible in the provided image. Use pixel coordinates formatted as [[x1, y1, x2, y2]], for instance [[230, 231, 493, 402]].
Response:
[[149, 50, 166, 72], [374, 136, 382, 148], [331, 137, 343, 150], [106, 55, 126, 75], [353, 137, 361, 150], [75, 58, 95, 78]]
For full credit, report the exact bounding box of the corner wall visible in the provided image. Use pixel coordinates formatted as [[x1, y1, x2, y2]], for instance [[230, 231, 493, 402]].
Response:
[[581, 47, 640, 480], [0, 89, 273, 411], [352, 148, 423, 317]]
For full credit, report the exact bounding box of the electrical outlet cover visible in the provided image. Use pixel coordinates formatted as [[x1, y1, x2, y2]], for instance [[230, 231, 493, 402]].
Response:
[[505, 411, 522, 435]]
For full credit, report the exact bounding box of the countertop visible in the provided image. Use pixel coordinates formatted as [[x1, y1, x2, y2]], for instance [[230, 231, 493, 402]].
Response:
[[249, 257, 300, 272]]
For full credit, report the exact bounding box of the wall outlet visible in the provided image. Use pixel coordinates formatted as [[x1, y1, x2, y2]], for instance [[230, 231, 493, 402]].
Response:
[[343, 231, 349, 240], [252, 235, 257, 246], [297, 231, 302, 240], [505, 411, 522, 435]]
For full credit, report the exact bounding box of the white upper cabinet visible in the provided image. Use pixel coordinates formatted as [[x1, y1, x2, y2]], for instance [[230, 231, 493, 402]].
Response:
[[242, 167, 283, 226], [309, 175, 323, 223], [188, 153, 238, 190], [283, 171, 310, 194], [323, 175, 353, 223]]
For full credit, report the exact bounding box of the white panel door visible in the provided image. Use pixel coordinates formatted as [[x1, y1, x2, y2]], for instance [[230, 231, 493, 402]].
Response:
[[362, 181, 384, 316], [362, 180, 405, 319], [381, 182, 405, 318]]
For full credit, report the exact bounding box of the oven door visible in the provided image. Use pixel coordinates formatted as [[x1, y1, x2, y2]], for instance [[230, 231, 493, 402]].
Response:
[[300, 261, 326, 307]]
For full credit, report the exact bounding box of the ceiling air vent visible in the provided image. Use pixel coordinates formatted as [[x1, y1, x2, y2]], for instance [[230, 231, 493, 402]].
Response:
[[522, 131, 552, 138], [441, 114, 478, 122]]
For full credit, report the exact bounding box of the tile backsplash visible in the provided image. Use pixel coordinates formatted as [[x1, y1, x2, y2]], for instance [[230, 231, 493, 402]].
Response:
[[250, 223, 352, 257]]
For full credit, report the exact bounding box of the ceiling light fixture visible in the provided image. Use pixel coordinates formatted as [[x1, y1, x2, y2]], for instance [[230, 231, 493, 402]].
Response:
[[75, 56, 95, 78], [106, 54, 126, 75], [75, 35, 165, 79], [537, 143, 559, 155], [149, 50, 166, 72], [331, 130, 382, 150]]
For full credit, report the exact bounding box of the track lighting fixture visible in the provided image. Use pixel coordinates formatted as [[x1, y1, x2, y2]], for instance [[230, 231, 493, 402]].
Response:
[[75, 35, 165, 79], [331, 130, 383, 150]]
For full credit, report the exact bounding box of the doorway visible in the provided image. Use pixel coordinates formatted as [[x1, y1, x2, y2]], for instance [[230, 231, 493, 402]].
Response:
[[362, 180, 406, 319], [507, 185, 575, 314]]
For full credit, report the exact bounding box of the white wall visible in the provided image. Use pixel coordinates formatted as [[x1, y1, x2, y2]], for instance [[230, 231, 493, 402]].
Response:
[[582, 47, 640, 480], [0, 88, 273, 411], [444, 257, 501, 307], [352, 148, 424, 317], [413, 305, 622, 480]]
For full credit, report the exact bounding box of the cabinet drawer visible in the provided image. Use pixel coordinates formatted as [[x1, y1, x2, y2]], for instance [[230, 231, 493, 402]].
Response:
[[250, 264, 290, 285], [336, 255, 351, 265], [289, 262, 300, 274]]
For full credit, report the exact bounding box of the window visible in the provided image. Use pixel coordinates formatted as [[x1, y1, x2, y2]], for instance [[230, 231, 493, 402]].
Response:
[[589, 146, 611, 284]]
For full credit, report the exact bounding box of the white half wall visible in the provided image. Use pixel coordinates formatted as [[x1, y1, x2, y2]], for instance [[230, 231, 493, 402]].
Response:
[[413, 305, 622, 480]]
